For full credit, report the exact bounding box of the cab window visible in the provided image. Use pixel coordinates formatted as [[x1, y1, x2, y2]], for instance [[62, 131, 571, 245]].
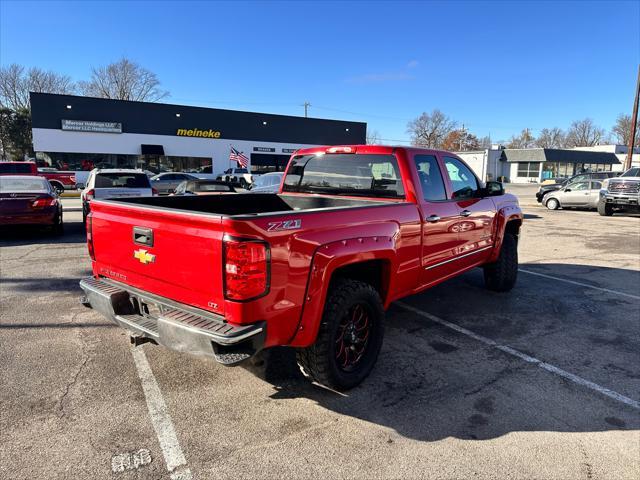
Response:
[[414, 155, 447, 201], [443, 157, 479, 199]]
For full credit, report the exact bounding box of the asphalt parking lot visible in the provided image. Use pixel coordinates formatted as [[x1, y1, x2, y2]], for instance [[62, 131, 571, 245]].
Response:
[[1, 189, 639, 480]]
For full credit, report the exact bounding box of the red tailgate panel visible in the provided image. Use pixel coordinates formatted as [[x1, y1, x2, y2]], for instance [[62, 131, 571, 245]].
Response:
[[90, 203, 226, 316]]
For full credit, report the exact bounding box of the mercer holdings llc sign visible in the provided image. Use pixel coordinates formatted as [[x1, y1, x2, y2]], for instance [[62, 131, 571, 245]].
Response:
[[176, 128, 222, 139], [61, 119, 122, 133]]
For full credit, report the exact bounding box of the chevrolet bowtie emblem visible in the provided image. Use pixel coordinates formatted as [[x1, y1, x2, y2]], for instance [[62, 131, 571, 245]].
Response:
[[134, 249, 156, 264]]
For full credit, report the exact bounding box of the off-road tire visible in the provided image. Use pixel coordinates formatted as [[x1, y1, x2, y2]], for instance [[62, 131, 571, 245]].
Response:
[[598, 201, 613, 216], [296, 278, 385, 391], [483, 233, 518, 292], [545, 198, 559, 210]]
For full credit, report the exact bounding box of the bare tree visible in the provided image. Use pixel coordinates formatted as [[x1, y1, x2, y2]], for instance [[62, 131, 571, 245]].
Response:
[[441, 129, 480, 151], [79, 58, 168, 102], [565, 118, 606, 147], [366, 129, 381, 145], [406, 109, 457, 148], [507, 128, 536, 149], [535, 127, 565, 148], [0, 64, 75, 110], [478, 135, 492, 149], [612, 114, 640, 145]]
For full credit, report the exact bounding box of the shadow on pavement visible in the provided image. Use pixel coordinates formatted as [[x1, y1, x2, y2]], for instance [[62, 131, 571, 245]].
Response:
[[0, 220, 86, 247], [0, 276, 90, 293], [246, 262, 640, 441]]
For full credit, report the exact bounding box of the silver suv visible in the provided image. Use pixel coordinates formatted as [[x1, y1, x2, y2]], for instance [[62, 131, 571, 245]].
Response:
[[598, 167, 640, 216]]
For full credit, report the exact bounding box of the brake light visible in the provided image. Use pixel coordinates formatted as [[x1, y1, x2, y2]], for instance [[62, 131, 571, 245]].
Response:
[[86, 214, 95, 261], [152, 188, 159, 196], [85, 189, 95, 201], [31, 197, 57, 208], [326, 146, 356, 154], [223, 238, 269, 301]]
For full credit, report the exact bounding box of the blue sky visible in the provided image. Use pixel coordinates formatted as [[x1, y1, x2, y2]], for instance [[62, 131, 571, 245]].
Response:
[[1, 0, 638, 143]]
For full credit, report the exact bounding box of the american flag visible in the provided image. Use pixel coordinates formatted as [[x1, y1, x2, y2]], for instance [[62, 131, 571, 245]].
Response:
[[229, 146, 249, 168]]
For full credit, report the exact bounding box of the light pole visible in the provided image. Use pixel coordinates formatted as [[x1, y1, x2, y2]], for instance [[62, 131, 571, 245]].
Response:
[[625, 65, 640, 171]]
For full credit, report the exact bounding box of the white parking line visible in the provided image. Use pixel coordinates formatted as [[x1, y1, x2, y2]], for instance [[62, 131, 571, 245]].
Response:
[[396, 302, 640, 410], [131, 346, 193, 480], [519, 268, 640, 301]]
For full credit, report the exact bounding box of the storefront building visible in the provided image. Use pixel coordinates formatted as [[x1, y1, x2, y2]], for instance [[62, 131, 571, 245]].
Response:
[[30, 93, 366, 178], [457, 147, 621, 183]]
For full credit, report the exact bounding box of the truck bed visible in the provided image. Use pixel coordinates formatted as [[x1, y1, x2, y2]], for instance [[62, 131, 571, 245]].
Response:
[[104, 193, 394, 217]]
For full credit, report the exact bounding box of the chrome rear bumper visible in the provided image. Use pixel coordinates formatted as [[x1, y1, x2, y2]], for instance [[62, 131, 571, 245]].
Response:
[[79, 277, 265, 365]]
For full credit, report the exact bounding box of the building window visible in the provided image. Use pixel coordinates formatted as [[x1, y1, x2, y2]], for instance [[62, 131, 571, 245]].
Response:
[[517, 162, 539, 177]]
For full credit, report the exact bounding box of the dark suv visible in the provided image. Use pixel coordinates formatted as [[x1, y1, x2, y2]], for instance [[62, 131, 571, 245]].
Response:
[[536, 171, 618, 202]]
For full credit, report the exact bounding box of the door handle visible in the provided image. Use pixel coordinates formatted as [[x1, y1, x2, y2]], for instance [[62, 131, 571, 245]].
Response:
[[460, 210, 472, 217], [426, 215, 440, 223]]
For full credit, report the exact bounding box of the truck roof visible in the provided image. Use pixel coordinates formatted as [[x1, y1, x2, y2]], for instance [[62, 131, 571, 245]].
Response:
[[294, 145, 456, 156]]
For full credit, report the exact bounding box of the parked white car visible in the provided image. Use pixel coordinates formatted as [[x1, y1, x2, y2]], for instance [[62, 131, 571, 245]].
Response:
[[216, 168, 255, 188], [81, 169, 156, 223]]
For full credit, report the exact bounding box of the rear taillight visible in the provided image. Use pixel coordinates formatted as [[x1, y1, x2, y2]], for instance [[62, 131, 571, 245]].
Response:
[[85, 189, 95, 201], [223, 237, 269, 301], [152, 188, 159, 196], [31, 197, 57, 208], [86, 214, 95, 261]]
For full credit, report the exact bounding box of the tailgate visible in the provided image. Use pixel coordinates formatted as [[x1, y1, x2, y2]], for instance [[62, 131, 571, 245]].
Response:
[[0, 193, 40, 214], [90, 201, 226, 316]]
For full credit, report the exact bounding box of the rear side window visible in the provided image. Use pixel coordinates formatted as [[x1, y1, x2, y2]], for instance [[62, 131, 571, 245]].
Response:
[[0, 177, 50, 192], [95, 173, 150, 188], [283, 154, 405, 198], [414, 155, 447, 201], [443, 157, 479, 199], [0, 163, 34, 174]]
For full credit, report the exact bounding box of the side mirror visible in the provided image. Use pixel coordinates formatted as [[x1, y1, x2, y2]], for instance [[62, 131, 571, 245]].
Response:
[[484, 181, 504, 197], [565, 188, 572, 192]]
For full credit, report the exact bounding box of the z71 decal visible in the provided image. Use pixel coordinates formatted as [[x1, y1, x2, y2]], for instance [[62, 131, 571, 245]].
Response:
[[267, 219, 302, 232]]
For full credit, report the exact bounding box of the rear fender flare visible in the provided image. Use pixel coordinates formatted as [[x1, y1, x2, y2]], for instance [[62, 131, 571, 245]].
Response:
[[288, 236, 397, 348]]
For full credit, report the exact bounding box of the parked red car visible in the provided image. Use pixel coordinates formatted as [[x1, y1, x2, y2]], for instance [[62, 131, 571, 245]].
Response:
[[0, 175, 63, 233], [80, 145, 523, 389]]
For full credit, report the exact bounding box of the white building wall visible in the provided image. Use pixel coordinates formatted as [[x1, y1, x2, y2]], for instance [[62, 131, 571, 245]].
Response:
[[32, 128, 318, 177], [455, 149, 508, 183]]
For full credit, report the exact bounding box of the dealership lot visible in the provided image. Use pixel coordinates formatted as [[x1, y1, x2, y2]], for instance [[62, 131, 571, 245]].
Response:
[[1, 193, 639, 480]]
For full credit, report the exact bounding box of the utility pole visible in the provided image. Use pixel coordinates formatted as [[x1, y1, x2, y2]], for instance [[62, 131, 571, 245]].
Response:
[[625, 65, 640, 170], [302, 101, 311, 118]]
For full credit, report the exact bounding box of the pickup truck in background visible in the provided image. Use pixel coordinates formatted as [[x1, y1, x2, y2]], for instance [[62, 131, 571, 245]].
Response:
[[0, 162, 76, 195], [598, 167, 640, 216], [80, 145, 523, 390], [37, 168, 77, 195]]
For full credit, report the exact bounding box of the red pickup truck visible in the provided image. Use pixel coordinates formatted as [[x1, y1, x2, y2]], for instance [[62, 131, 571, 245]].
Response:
[[0, 162, 76, 194], [80, 146, 523, 390]]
